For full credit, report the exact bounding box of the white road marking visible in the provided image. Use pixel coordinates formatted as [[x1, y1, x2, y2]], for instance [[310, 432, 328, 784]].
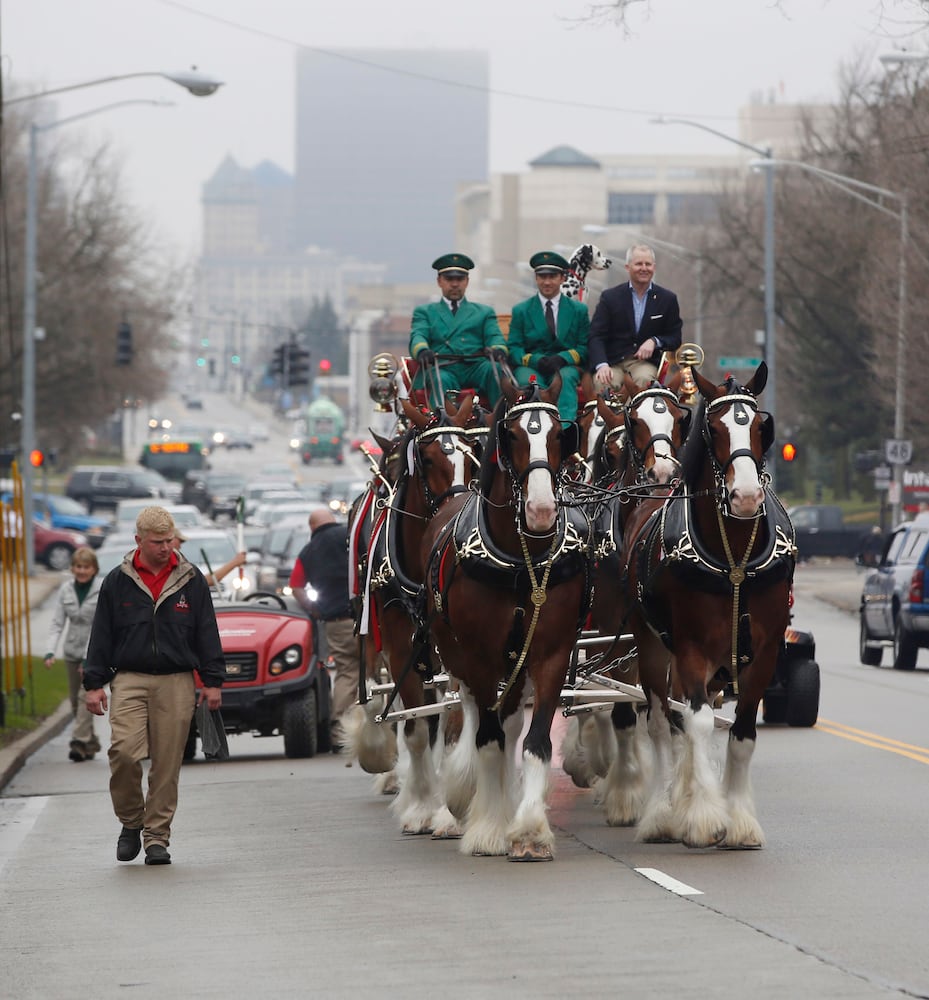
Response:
[[635, 867, 704, 896], [0, 796, 49, 877]]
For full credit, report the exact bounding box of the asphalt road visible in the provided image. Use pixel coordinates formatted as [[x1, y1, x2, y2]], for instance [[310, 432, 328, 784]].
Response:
[[2, 561, 927, 999]]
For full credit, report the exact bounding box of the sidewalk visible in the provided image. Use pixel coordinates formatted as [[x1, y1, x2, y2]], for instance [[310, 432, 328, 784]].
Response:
[[0, 570, 71, 791]]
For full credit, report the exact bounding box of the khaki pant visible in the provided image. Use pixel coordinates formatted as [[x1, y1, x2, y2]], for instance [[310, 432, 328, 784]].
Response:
[[65, 658, 98, 751], [608, 358, 659, 389], [325, 618, 361, 740], [107, 672, 195, 848]]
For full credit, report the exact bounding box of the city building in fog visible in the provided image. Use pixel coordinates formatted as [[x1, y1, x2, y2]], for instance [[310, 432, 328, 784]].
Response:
[[294, 48, 489, 283]]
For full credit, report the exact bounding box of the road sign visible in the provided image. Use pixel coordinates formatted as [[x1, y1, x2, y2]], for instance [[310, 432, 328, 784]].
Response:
[[718, 356, 763, 369], [885, 439, 913, 465]]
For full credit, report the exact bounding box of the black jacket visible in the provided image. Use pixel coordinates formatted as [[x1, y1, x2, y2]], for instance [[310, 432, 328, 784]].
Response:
[[83, 552, 225, 690], [588, 282, 683, 370], [294, 522, 352, 621]]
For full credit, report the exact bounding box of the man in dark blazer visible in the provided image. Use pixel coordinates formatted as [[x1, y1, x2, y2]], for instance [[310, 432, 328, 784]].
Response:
[[409, 253, 508, 410], [507, 250, 589, 422], [588, 244, 683, 389]]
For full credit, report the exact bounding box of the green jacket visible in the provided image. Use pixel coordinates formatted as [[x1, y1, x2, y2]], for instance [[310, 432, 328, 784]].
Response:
[[409, 299, 506, 361], [507, 294, 589, 370]]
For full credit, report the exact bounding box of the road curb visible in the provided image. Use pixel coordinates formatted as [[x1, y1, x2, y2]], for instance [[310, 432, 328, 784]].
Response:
[[0, 700, 71, 793]]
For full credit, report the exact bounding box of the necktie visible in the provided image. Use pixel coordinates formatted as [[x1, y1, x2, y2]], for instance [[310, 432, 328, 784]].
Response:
[[451, 300, 458, 316], [545, 299, 555, 336]]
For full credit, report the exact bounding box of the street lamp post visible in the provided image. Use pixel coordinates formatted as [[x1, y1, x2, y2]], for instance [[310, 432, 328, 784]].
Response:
[[750, 158, 909, 527], [12, 71, 222, 574], [651, 117, 777, 481]]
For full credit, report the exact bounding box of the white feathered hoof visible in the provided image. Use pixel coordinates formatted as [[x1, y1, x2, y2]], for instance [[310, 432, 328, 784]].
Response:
[[343, 702, 398, 774], [508, 840, 554, 862]]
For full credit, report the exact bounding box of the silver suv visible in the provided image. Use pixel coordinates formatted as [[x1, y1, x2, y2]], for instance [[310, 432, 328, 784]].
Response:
[[859, 513, 929, 670]]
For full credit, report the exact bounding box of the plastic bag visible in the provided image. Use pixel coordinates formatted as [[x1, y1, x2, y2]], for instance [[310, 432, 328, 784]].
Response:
[[195, 700, 230, 761]]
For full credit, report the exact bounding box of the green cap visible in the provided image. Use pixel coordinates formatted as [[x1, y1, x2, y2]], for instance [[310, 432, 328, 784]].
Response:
[[529, 250, 570, 274], [432, 252, 475, 275]]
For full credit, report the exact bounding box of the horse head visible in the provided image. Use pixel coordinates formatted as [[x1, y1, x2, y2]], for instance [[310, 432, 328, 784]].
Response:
[[399, 395, 478, 514], [622, 372, 690, 485], [693, 362, 774, 519], [493, 376, 566, 534], [593, 393, 627, 482]]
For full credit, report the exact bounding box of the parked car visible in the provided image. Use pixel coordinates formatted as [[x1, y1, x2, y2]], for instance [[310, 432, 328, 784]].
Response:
[[859, 512, 929, 670], [65, 465, 178, 513], [1, 509, 88, 572], [186, 597, 332, 760], [181, 471, 247, 519], [0, 491, 111, 549], [787, 504, 876, 560]]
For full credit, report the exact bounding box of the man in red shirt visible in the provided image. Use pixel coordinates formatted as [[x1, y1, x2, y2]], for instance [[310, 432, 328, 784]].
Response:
[[85, 507, 225, 866]]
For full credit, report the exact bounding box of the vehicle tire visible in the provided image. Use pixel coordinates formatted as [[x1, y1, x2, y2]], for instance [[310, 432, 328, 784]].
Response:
[[785, 659, 820, 727], [183, 719, 198, 761], [44, 543, 74, 572], [892, 616, 918, 671], [282, 687, 318, 758], [761, 687, 787, 725], [859, 616, 883, 667]]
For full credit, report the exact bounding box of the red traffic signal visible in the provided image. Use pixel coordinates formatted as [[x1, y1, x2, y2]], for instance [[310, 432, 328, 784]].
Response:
[[318, 358, 331, 373], [29, 449, 45, 467], [781, 442, 797, 462]]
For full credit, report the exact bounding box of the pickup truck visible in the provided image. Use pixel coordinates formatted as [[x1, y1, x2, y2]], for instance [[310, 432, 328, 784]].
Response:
[[787, 504, 876, 560]]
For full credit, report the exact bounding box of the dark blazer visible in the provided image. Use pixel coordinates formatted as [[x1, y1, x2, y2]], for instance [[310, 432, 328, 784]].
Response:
[[587, 282, 683, 370]]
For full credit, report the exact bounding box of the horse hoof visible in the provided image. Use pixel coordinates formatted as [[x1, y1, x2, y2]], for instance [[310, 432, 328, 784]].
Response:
[[507, 842, 554, 862], [402, 826, 433, 836], [431, 828, 463, 840], [683, 828, 726, 849], [717, 840, 763, 851]]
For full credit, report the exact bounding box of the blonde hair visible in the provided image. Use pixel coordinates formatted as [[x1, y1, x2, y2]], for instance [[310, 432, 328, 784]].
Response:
[[71, 545, 99, 571], [135, 506, 176, 538]]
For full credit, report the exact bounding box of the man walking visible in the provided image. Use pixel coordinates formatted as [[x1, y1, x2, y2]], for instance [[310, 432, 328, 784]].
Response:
[[84, 506, 224, 866], [289, 508, 360, 751]]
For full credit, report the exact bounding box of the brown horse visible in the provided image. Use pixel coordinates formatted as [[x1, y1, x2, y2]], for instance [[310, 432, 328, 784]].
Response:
[[420, 377, 593, 860], [355, 395, 483, 836], [622, 361, 795, 848], [563, 375, 691, 826]]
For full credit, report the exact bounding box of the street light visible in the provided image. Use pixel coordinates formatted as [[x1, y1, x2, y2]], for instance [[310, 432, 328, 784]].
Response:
[[651, 117, 777, 478], [17, 71, 221, 574], [749, 157, 909, 527], [4, 69, 224, 106]]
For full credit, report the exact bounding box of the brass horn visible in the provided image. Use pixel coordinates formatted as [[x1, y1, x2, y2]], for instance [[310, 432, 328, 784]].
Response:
[[674, 343, 705, 405], [367, 353, 400, 412]]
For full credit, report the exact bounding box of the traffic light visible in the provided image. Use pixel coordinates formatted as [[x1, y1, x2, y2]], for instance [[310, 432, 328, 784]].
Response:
[[270, 343, 286, 378], [781, 442, 797, 462], [288, 345, 311, 386], [115, 321, 133, 366], [318, 358, 332, 374], [29, 448, 45, 468], [208, 358, 216, 376]]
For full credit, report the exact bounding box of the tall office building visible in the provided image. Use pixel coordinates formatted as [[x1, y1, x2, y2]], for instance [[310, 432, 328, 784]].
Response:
[[295, 48, 489, 283]]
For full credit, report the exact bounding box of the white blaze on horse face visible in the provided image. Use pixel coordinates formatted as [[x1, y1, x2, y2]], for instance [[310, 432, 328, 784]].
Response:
[[637, 396, 677, 484], [584, 416, 606, 483], [721, 403, 764, 516], [521, 409, 557, 532]]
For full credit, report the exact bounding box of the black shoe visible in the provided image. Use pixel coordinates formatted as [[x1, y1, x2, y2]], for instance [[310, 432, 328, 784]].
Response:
[[144, 844, 171, 866], [116, 826, 142, 862], [69, 740, 87, 762]]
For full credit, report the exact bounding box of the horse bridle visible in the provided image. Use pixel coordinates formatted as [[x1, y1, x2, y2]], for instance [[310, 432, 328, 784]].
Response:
[[624, 384, 683, 483], [410, 419, 478, 516], [496, 399, 566, 524], [702, 390, 770, 516]]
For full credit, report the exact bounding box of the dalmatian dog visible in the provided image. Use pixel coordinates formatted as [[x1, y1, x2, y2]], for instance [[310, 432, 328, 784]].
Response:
[[562, 243, 612, 300]]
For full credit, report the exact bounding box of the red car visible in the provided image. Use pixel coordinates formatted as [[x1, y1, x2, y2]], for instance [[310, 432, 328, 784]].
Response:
[[186, 595, 332, 760]]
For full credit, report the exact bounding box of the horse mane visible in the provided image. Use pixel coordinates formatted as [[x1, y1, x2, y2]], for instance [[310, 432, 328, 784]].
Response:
[[478, 395, 509, 496], [677, 397, 708, 488]]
